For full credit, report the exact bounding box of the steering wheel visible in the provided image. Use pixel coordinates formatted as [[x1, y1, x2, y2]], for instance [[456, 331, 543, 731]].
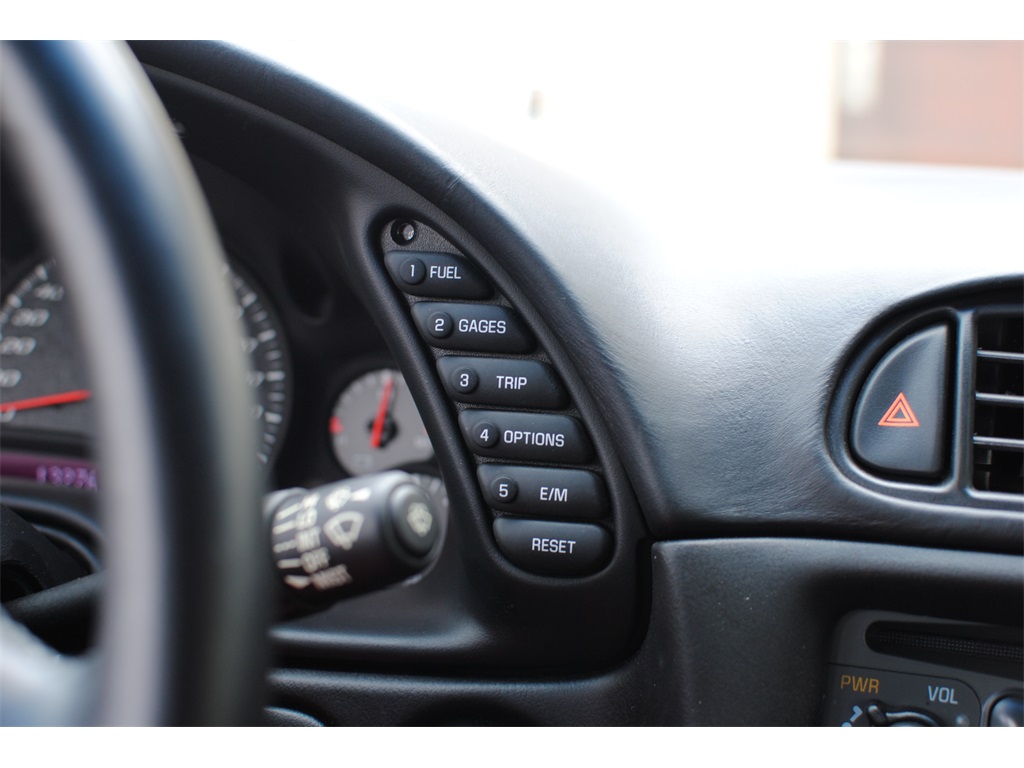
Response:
[[0, 41, 267, 725]]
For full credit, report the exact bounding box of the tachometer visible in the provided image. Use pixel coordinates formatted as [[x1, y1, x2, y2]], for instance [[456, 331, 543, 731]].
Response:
[[0, 259, 292, 466], [224, 263, 291, 466]]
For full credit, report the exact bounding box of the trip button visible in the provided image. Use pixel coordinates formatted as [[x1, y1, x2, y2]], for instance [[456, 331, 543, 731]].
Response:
[[851, 325, 949, 478], [385, 251, 492, 299], [493, 518, 611, 576], [437, 357, 568, 408], [478, 465, 608, 518], [458, 410, 593, 463], [411, 303, 534, 353]]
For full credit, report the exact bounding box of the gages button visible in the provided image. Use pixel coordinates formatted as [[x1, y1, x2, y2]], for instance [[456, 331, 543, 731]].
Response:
[[411, 302, 534, 353], [493, 518, 611, 576]]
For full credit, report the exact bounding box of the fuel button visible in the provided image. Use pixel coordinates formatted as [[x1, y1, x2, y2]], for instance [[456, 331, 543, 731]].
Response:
[[384, 251, 492, 300]]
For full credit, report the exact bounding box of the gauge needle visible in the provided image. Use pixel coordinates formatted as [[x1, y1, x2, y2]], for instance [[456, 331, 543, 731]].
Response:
[[0, 389, 93, 413], [369, 376, 395, 449]]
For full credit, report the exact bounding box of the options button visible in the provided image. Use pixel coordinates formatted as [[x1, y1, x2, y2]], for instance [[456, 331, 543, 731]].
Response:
[[458, 410, 593, 463]]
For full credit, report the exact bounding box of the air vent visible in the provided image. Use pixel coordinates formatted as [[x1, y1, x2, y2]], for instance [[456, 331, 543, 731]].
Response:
[[972, 313, 1023, 494]]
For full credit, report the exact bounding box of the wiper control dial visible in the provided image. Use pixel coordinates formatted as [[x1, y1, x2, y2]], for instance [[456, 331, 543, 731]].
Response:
[[266, 472, 442, 610]]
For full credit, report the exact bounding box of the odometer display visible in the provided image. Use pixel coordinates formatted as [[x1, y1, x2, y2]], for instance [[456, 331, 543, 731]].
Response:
[[0, 450, 99, 491]]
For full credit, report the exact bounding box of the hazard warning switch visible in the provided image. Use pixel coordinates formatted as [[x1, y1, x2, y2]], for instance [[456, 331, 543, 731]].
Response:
[[851, 325, 949, 478]]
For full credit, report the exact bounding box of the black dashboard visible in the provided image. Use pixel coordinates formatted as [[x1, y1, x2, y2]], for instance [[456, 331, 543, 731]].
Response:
[[1, 40, 1021, 727]]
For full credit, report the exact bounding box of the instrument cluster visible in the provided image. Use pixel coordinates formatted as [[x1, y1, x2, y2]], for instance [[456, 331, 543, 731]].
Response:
[[0, 173, 441, 501]]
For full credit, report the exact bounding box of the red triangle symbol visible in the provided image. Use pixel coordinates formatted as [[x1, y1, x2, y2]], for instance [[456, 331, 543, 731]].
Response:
[[878, 392, 920, 428]]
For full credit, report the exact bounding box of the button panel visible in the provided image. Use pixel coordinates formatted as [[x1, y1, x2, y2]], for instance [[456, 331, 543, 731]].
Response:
[[437, 356, 568, 408], [478, 465, 608, 518], [493, 518, 611, 576], [411, 302, 534, 353], [459, 410, 593, 464], [384, 251, 492, 300], [383, 218, 616, 578]]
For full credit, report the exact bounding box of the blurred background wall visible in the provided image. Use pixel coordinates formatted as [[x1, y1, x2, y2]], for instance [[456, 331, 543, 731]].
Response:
[[836, 41, 1022, 168]]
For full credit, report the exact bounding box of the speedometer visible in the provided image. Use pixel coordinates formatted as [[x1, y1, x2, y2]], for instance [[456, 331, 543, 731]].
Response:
[[0, 262, 92, 435], [0, 259, 292, 466]]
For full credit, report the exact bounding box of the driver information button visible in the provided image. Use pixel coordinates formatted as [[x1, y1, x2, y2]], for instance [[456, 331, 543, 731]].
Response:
[[493, 518, 611, 576], [437, 356, 568, 408], [411, 302, 534, 353], [458, 410, 593, 463], [385, 251, 492, 299], [478, 465, 608, 518]]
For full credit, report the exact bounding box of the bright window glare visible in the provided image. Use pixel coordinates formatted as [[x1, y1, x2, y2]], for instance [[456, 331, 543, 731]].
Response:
[[235, 34, 1022, 186], [232, 34, 839, 181], [230, 35, 1023, 287]]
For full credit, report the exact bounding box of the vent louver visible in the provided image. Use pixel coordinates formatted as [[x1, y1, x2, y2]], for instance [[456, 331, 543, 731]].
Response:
[[972, 313, 1024, 494]]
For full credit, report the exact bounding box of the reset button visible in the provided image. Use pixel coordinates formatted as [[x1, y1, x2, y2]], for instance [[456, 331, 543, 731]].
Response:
[[493, 518, 611, 577]]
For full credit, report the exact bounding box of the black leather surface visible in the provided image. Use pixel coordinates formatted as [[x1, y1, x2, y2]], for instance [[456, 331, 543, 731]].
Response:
[[268, 538, 1024, 725], [128, 41, 1023, 556], [653, 538, 1024, 725]]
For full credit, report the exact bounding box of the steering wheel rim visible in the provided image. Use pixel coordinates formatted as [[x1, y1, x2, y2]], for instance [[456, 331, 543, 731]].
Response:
[[0, 41, 267, 725]]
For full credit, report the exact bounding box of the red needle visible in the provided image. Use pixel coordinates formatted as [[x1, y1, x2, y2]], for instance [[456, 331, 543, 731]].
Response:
[[0, 389, 93, 413], [369, 375, 395, 449]]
